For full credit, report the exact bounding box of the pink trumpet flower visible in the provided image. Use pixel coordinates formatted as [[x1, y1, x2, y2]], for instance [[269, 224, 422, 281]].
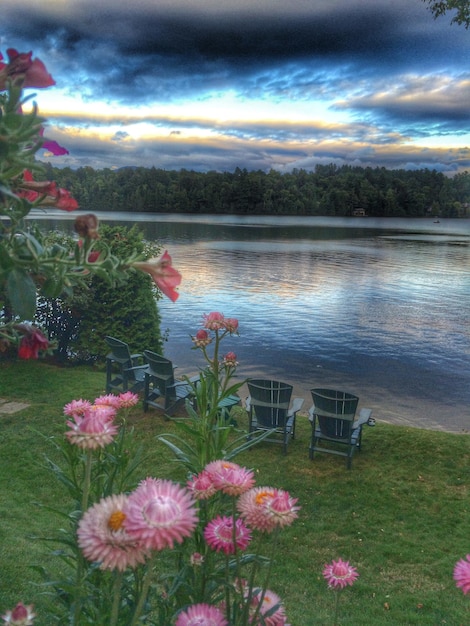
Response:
[[132, 250, 182, 302]]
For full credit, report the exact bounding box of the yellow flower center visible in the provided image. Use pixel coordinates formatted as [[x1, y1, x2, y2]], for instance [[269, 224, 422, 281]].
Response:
[[108, 510, 126, 531], [255, 490, 274, 505]]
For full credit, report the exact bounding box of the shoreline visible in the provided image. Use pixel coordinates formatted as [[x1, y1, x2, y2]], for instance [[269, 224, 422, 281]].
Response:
[[167, 357, 470, 435]]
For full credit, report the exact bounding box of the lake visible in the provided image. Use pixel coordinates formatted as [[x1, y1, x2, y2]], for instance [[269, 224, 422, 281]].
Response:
[[30, 211, 470, 433]]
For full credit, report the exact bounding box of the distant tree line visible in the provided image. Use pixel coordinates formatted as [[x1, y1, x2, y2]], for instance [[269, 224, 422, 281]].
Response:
[[44, 163, 470, 217]]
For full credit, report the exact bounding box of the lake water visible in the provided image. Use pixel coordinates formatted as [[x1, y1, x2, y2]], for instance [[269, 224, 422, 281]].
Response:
[[30, 212, 470, 433]]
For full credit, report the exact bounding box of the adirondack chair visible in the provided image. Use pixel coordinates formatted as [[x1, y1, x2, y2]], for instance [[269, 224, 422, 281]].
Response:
[[246, 379, 304, 454], [104, 336, 147, 394], [308, 388, 373, 469], [142, 350, 199, 415]]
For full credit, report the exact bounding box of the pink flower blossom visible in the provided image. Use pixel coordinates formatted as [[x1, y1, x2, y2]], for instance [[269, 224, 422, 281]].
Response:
[[204, 515, 251, 555], [190, 552, 205, 566], [192, 329, 212, 348], [65, 406, 118, 450], [223, 318, 239, 333], [1, 602, 35, 625], [175, 603, 228, 626], [77, 494, 147, 571], [123, 478, 198, 551], [223, 352, 238, 367], [250, 589, 287, 626], [132, 250, 181, 302], [118, 391, 139, 408], [94, 394, 122, 409], [63, 399, 93, 417], [41, 138, 69, 156], [237, 487, 300, 533], [0, 48, 55, 90], [187, 470, 218, 500], [454, 554, 470, 595], [323, 558, 359, 590], [205, 461, 255, 497], [203, 312, 225, 331], [39, 128, 69, 156]]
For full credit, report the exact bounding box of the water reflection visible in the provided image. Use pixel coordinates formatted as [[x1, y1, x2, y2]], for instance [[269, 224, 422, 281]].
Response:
[[27, 212, 470, 431]]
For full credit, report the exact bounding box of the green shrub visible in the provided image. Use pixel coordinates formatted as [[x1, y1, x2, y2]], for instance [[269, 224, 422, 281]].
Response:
[[37, 224, 164, 362]]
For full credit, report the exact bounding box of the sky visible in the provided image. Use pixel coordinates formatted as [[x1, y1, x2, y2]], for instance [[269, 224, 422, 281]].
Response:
[[3, 0, 470, 175]]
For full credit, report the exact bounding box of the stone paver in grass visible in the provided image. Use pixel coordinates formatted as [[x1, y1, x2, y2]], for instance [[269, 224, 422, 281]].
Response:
[[0, 398, 30, 414]]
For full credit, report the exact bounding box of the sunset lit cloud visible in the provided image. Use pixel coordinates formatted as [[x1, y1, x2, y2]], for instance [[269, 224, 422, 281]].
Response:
[[3, 0, 470, 174]]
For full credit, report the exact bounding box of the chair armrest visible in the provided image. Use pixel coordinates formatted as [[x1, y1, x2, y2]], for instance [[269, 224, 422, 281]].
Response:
[[288, 397, 304, 416], [308, 404, 315, 422], [353, 408, 373, 429], [126, 364, 148, 373]]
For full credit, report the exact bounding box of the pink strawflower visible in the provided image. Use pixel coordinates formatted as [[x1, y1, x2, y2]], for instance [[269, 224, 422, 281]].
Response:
[[205, 461, 255, 497], [65, 406, 118, 450], [190, 552, 205, 566], [123, 478, 198, 551], [77, 494, 147, 571], [132, 250, 181, 302], [187, 470, 218, 500], [192, 329, 212, 348], [203, 312, 225, 331], [204, 515, 252, 555], [223, 317, 239, 333], [323, 558, 359, 590], [237, 487, 300, 533], [94, 394, 122, 409], [175, 603, 228, 626], [1, 602, 35, 625], [454, 554, 470, 595], [63, 399, 92, 417], [87, 404, 117, 421], [118, 391, 139, 408], [250, 589, 287, 626], [223, 352, 238, 367]]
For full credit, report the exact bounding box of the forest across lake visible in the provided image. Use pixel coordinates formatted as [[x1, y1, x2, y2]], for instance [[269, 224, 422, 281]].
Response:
[[44, 163, 470, 218]]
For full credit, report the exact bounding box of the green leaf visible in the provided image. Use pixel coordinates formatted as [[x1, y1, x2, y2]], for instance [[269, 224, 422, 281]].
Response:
[[7, 268, 37, 319]]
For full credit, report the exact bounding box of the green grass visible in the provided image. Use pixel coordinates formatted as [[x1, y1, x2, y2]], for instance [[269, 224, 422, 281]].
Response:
[[0, 360, 469, 625]]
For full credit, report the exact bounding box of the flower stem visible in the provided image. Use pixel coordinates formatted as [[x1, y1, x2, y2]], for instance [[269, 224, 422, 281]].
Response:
[[333, 590, 340, 626], [73, 449, 93, 625], [110, 571, 124, 626], [130, 554, 157, 626], [81, 449, 93, 512]]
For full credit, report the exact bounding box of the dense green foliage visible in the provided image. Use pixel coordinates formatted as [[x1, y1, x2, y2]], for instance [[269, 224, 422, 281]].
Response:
[[44, 163, 470, 217], [423, 0, 470, 28], [0, 361, 469, 625], [36, 224, 164, 362]]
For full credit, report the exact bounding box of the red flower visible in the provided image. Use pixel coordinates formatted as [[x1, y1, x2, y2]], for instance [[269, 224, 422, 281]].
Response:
[[0, 48, 55, 90], [16, 170, 78, 212], [18, 328, 49, 359]]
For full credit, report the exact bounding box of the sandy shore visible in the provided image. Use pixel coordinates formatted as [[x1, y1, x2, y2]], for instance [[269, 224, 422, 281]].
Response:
[[173, 361, 469, 435]]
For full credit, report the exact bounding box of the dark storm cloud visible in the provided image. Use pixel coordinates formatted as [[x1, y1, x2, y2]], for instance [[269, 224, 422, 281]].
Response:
[[3, 0, 468, 103], [3, 0, 470, 173]]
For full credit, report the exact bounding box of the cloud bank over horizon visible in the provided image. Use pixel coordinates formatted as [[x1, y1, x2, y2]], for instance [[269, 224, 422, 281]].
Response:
[[3, 0, 470, 174]]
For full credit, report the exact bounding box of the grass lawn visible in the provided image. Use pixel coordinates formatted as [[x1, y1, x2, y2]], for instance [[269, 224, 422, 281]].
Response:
[[0, 360, 469, 625]]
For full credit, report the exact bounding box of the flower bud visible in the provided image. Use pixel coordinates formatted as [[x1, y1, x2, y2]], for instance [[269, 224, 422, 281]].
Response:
[[74, 213, 100, 239]]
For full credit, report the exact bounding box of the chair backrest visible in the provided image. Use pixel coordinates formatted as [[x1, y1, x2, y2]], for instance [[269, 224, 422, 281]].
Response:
[[105, 336, 132, 365], [248, 379, 293, 428], [144, 350, 176, 397], [310, 388, 359, 440]]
